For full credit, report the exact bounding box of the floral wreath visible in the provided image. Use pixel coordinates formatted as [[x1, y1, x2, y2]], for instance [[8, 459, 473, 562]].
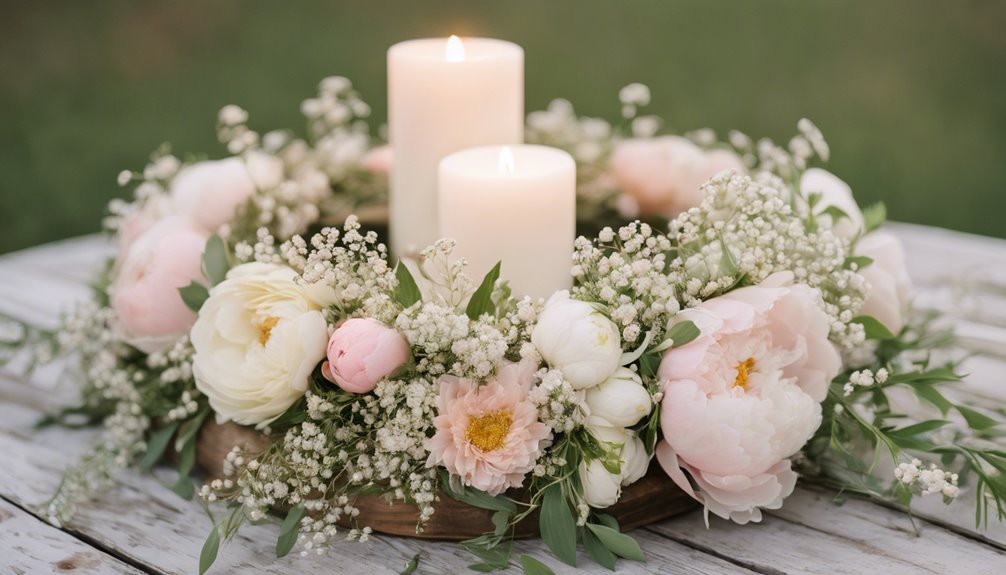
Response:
[[5, 76, 1005, 575]]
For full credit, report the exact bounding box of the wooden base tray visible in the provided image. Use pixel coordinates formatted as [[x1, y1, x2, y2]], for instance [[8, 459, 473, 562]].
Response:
[[197, 419, 697, 540]]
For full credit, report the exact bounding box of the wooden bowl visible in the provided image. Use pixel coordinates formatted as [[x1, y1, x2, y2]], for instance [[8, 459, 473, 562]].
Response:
[[197, 419, 697, 540]]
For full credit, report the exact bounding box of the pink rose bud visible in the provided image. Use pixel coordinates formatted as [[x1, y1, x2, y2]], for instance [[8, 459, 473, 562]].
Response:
[[321, 318, 410, 393]]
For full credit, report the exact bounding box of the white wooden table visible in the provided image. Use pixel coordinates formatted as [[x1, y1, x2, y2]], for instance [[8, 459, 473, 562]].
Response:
[[2, 224, 1005, 575]]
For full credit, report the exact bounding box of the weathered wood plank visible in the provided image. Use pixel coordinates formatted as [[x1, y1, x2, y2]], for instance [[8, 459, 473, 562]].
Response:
[[0, 375, 755, 575], [0, 497, 144, 575], [2, 227, 1006, 574]]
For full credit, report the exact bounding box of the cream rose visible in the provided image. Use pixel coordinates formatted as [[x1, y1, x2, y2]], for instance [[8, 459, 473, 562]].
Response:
[[585, 367, 653, 427], [579, 425, 651, 508], [856, 230, 912, 334], [531, 291, 622, 390], [191, 263, 330, 427], [799, 168, 864, 241]]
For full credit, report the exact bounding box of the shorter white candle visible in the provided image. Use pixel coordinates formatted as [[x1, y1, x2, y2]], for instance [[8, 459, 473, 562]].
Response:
[[439, 145, 576, 299]]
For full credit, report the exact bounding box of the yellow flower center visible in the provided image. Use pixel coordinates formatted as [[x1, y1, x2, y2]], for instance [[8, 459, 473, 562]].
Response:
[[734, 357, 757, 389], [258, 316, 280, 345], [465, 410, 513, 452]]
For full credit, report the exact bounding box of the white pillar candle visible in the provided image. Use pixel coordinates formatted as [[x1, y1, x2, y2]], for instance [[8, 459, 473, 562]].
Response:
[[439, 145, 576, 300], [388, 36, 524, 259]]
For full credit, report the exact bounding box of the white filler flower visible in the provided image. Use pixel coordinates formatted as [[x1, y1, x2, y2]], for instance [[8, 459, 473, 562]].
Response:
[[192, 263, 329, 427]]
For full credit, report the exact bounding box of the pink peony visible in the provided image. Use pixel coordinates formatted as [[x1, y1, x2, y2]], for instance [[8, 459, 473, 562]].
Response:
[[426, 361, 551, 496], [856, 230, 912, 334], [362, 145, 392, 174], [655, 272, 841, 523], [321, 318, 411, 394], [610, 136, 746, 218], [111, 216, 209, 353]]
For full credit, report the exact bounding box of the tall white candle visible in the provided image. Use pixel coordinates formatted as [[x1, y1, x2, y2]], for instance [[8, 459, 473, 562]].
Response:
[[439, 145, 576, 300], [388, 36, 524, 259]]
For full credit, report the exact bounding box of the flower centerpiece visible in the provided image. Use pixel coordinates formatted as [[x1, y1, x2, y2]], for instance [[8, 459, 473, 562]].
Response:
[[5, 35, 1006, 575]]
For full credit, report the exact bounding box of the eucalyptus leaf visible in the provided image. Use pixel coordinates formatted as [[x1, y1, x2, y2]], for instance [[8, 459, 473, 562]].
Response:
[[400, 553, 421, 575], [666, 320, 700, 349], [395, 261, 422, 308], [199, 526, 221, 575], [520, 555, 556, 575], [585, 523, 645, 561], [179, 281, 210, 313], [852, 316, 896, 340], [582, 528, 617, 570], [539, 486, 577, 566], [862, 202, 887, 232], [276, 504, 306, 558], [466, 262, 501, 320], [139, 421, 180, 472], [202, 235, 231, 286]]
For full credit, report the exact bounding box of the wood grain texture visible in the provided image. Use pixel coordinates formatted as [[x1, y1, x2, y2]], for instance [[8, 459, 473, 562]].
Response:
[[0, 498, 145, 575], [1, 224, 1006, 574], [197, 420, 697, 540]]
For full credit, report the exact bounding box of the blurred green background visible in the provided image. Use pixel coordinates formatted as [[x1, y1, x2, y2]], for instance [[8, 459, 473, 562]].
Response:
[[2, 0, 1004, 254]]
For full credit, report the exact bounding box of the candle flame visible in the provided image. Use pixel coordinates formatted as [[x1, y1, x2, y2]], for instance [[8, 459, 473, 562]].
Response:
[[499, 146, 515, 175], [445, 35, 465, 62]]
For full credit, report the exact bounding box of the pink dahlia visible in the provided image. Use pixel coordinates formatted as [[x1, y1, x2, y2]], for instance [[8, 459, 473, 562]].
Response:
[[426, 361, 551, 496]]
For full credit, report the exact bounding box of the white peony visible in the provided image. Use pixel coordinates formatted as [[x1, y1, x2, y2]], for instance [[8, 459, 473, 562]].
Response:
[[192, 263, 330, 427], [585, 367, 653, 427], [579, 425, 651, 508], [531, 291, 622, 390], [856, 230, 912, 334], [799, 168, 864, 240]]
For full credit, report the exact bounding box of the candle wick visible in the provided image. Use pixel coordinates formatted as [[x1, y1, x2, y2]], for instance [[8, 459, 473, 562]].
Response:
[[498, 146, 515, 175], [446, 35, 466, 62]]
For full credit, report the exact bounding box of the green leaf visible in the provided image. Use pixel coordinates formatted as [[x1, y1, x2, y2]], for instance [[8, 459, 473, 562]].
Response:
[[175, 404, 211, 452], [199, 526, 221, 575], [862, 202, 887, 232], [593, 514, 619, 531], [718, 240, 738, 276], [268, 395, 308, 431], [170, 437, 198, 500], [539, 485, 577, 566], [844, 255, 873, 270], [276, 504, 306, 558], [889, 420, 953, 438], [585, 523, 645, 562], [395, 261, 422, 308], [957, 405, 999, 431], [852, 316, 896, 340], [820, 205, 851, 224], [400, 553, 421, 575], [139, 421, 180, 472], [666, 320, 700, 348], [520, 555, 556, 575], [179, 281, 211, 313], [202, 235, 231, 286], [582, 528, 617, 570], [915, 384, 953, 416], [491, 509, 510, 536], [466, 262, 502, 320], [441, 474, 516, 513]]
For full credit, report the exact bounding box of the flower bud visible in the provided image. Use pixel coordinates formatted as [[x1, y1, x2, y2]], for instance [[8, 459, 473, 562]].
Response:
[[585, 367, 653, 427]]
